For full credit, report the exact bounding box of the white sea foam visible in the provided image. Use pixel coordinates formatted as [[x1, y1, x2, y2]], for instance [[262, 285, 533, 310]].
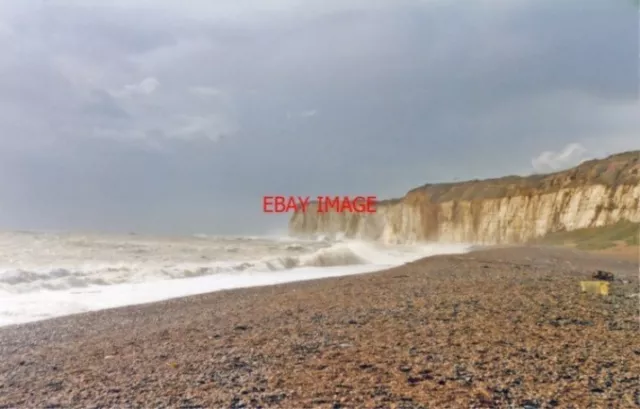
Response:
[[0, 231, 470, 326]]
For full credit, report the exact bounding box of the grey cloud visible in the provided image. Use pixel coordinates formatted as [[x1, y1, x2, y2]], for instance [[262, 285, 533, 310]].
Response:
[[110, 77, 160, 98], [189, 86, 224, 97], [532, 143, 588, 173], [0, 0, 638, 234], [11, 3, 179, 56], [82, 90, 132, 120]]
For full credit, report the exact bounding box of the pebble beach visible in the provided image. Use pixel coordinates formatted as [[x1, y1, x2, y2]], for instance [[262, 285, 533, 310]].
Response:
[[1, 246, 638, 408]]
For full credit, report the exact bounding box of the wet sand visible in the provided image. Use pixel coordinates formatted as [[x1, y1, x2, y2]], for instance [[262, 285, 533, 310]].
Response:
[[1, 246, 638, 408]]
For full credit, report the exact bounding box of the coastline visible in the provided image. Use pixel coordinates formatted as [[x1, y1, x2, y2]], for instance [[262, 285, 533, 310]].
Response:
[[1, 246, 638, 408]]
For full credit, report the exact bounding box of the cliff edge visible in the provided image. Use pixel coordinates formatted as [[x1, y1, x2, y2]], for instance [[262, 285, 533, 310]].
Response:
[[288, 151, 640, 244]]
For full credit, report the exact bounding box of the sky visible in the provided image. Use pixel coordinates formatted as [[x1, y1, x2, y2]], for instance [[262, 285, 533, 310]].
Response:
[[0, 0, 638, 235]]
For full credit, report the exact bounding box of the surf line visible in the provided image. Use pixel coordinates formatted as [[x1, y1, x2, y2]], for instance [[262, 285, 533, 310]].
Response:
[[262, 195, 377, 214]]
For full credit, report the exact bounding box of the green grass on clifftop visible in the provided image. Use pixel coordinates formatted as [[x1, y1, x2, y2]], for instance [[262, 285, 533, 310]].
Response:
[[532, 220, 640, 250]]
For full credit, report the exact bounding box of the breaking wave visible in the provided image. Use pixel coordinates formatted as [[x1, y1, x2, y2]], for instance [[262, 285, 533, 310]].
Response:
[[0, 240, 468, 294], [0, 231, 474, 326]]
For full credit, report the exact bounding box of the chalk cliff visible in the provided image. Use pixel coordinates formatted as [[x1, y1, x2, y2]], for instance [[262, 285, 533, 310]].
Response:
[[288, 151, 640, 244]]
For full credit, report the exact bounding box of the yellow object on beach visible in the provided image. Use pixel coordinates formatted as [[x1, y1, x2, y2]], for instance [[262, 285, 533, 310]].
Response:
[[580, 281, 610, 296]]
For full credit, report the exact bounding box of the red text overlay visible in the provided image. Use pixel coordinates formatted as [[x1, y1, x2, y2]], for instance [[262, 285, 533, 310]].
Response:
[[263, 196, 377, 213]]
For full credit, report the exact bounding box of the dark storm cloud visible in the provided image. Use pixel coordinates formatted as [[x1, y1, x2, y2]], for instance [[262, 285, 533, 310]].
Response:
[[0, 0, 638, 234]]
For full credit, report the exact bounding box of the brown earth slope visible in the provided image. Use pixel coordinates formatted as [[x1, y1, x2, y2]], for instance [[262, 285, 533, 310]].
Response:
[[532, 219, 639, 261]]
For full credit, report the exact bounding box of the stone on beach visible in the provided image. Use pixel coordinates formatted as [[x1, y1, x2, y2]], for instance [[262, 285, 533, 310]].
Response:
[[0, 246, 638, 408]]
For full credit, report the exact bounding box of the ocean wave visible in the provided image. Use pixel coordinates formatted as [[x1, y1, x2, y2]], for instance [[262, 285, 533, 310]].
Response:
[[0, 240, 468, 294]]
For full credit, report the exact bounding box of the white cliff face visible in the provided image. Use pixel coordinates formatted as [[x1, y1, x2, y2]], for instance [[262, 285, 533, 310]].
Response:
[[289, 153, 640, 244]]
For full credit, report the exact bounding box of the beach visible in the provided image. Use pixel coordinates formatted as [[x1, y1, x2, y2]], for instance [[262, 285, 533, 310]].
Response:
[[1, 246, 638, 408]]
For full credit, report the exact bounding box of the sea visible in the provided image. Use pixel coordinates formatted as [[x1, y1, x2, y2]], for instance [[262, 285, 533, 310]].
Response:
[[0, 231, 471, 327]]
